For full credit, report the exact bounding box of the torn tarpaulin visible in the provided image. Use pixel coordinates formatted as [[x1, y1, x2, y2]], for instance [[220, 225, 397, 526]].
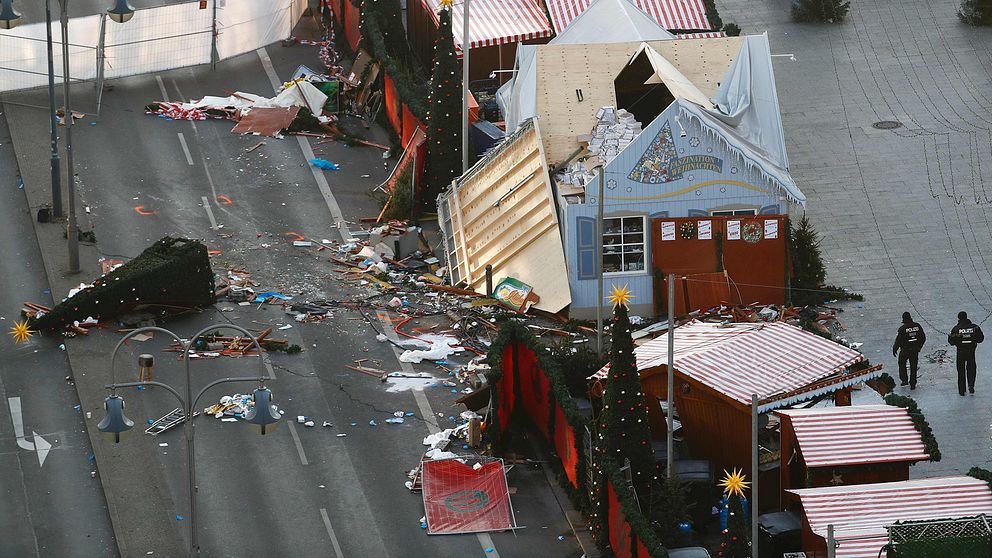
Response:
[[309, 158, 339, 170], [231, 106, 300, 137]]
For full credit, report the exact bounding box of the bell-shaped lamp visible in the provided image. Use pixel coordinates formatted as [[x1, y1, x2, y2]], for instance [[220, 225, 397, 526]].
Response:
[[245, 387, 280, 435], [107, 0, 135, 23], [97, 395, 134, 443], [0, 0, 22, 30]]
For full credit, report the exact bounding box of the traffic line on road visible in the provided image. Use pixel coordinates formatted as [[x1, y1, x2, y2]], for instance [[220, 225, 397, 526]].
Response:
[[200, 196, 218, 230], [373, 313, 499, 557], [256, 47, 353, 240], [171, 78, 197, 133], [177, 133, 195, 166], [319, 508, 346, 558], [286, 420, 309, 466], [155, 75, 170, 102]]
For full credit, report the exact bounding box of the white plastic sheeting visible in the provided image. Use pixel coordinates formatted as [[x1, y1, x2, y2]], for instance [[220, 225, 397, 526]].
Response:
[[0, 16, 100, 92], [0, 0, 306, 94], [104, 3, 212, 79]]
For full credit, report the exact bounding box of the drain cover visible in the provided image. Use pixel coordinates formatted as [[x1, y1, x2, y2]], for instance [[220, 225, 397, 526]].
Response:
[[872, 120, 902, 130]]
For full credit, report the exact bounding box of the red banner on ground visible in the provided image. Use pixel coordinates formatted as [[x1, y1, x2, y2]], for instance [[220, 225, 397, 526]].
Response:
[[422, 458, 514, 534]]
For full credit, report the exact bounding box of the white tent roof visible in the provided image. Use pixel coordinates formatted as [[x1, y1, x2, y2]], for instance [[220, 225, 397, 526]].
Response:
[[551, 0, 676, 45]]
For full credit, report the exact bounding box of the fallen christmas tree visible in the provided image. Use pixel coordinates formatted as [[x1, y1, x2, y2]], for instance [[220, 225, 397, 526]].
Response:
[[31, 237, 215, 331]]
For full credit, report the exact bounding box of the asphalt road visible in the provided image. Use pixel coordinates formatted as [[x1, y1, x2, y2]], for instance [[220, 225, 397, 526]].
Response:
[[0, 113, 117, 555], [2, 17, 583, 558]]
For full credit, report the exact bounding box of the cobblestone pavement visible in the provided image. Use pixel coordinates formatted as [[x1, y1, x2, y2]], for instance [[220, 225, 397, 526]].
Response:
[[716, 0, 992, 475]]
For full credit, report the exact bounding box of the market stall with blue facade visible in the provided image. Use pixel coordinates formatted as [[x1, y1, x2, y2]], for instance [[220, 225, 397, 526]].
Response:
[[563, 99, 806, 318]]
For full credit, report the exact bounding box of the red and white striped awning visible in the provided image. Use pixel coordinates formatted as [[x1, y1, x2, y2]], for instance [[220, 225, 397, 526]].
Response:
[[546, 0, 713, 34], [776, 405, 930, 468], [789, 476, 992, 558], [591, 321, 870, 411], [675, 31, 727, 39], [422, 0, 554, 50]]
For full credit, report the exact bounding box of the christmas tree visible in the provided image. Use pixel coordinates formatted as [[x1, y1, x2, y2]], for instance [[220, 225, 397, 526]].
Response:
[[789, 215, 826, 306], [717, 469, 751, 558], [596, 284, 657, 498], [422, 0, 463, 207], [790, 0, 850, 22], [959, 0, 992, 25]]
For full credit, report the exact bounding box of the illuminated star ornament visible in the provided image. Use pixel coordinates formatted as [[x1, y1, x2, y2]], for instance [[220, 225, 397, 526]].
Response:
[[719, 468, 750, 498], [438, 0, 453, 8], [9, 320, 35, 344], [608, 283, 634, 310]]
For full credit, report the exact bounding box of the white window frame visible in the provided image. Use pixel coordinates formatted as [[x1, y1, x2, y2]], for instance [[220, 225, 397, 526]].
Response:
[[710, 208, 758, 217], [602, 215, 647, 276]]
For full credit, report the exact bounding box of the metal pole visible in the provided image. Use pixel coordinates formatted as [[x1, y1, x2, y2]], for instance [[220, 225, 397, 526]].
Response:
[[485, 264, 493, 297], [45, 0, 62, 218], [460, 0, 469, 173], [596, 168, 604, 359], [827, 524, 836, 558], [752, 393, 759, 558], [666, 272, 674, 477], [185, 365, 197, 556], [210, 0, 218, 70], [59, 0, 79, 273]]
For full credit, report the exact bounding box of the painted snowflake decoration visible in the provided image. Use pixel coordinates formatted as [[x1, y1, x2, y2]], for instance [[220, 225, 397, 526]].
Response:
[[689, 136, 700, 147], [607, 179, 617, 190]]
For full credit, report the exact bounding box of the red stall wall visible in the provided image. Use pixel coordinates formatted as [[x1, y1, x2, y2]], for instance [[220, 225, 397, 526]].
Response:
[[721, 215, 787, 305], [608, 481, 634, 558], [516, 345, 550, 439], [553, 403, 578, 487], [497, 344, 515, 434], [342, 0, 361, 51], [383, 73, 402, 137]]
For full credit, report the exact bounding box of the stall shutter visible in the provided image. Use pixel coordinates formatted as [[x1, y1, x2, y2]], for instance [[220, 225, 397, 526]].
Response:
[[576, 217, 597, 280]]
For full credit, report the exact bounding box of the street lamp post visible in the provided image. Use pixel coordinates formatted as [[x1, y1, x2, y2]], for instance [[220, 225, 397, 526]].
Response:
[[45, 0, 62, 219], [98, 325, 279, 557], [56, 0, 79, 272]]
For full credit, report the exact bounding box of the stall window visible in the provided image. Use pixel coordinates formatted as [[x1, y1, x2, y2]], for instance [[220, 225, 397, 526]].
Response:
[[711, 208, 757, 216], [603, 216, 646, 273]]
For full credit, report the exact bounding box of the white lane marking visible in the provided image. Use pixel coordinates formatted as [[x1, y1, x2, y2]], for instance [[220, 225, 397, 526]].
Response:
[[177, 133, 194, 166], [286, 420, 309, 466], [373, 314, 496, 555], [155, 75, 170, 102], [171, 79, 197, 133], [319, 508, 346, 558], [255, 47, 353, 239], [263, 357, 276, 380], [200, 196, 218, 229], [8, 397, 53, 467], [200, 152, 221, 208]]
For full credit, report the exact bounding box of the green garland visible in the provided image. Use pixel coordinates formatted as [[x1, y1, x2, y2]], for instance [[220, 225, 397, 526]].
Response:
[[883, 394, 942, 462], [602, 457, 669, 558], [968, 467, 992, 489], [358, 2, 428, 120]]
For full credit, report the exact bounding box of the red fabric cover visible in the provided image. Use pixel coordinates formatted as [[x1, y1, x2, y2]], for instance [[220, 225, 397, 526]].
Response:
[[343, 0, 360, 51], [517, 344, 550, 439], [497, 344, 515, 434], [401, 104, 424, 148], [636, 538, 651, 558], [553, 403, 579, 488], [383, 73, 402, 136], [608, 481, 633, 558], [422, 459, 513, 534]]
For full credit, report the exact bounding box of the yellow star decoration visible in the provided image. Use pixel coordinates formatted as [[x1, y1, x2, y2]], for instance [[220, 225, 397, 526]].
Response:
[[719, 468, 750, 498], [608, 283, 634, 310], [438, 0, 453, 8], [9, 320, 35, 344]]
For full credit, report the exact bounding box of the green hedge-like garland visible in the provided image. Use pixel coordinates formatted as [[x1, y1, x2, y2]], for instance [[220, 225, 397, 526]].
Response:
[[968, 467, 992, 489], [602, 457, 669, 558], [357, 0, 428, 120], [31, 237, 214, 331], [884, 394, 942, 462]]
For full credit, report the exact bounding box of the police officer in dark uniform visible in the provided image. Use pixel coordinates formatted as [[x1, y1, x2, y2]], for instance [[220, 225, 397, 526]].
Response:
[[948, 311, 985, 396], [893, 312, 926, 389]]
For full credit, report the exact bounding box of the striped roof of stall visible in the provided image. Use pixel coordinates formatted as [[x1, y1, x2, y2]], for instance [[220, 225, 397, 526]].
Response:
[[789, 476, 992, 558], [422, 0, 553, 50], [591, 321, 867, 409], [776, 405, 930, 467], [545, 0, 713, 33], [675, 31, 727, 38]]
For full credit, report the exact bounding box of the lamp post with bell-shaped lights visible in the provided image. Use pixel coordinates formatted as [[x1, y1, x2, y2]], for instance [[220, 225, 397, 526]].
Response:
[[98, 325, 279, 557]]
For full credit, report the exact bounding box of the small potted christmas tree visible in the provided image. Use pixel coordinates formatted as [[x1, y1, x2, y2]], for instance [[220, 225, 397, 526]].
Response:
[[717, 468, 752, 558]]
